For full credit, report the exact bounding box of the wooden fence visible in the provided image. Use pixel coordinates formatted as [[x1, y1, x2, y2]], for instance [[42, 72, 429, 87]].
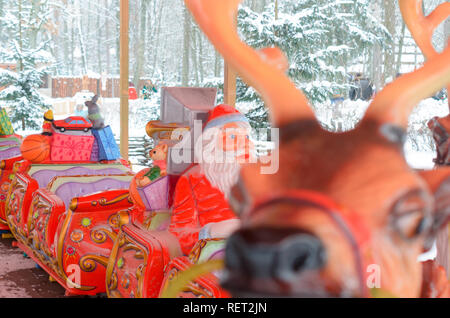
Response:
[[116, 135, 154, 167], [51, 77, 150, 99]]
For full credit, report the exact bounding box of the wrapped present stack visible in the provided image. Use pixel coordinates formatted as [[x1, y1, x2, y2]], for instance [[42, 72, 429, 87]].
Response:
[[0, 108, 14, 136], [92, 125, 121, 161], [50, 132, 95, 162]]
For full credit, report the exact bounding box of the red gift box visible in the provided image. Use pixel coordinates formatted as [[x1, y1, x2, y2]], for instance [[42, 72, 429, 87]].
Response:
[[51, 132, 95, 162]]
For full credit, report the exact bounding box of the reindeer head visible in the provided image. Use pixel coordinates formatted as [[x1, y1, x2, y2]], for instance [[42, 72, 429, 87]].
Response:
[[185, 0, 450, 297]]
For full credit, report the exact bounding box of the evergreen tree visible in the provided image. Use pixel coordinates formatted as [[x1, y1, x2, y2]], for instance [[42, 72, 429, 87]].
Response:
[[0, 40, 52, 130], [237, 0, 392, 128]]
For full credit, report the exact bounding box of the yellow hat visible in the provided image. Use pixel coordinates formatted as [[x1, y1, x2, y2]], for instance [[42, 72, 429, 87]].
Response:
[[44, 110, 53, 121]]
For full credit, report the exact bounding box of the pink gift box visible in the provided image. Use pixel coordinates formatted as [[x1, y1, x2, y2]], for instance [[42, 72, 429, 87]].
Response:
[[51, 133, 95, 162]]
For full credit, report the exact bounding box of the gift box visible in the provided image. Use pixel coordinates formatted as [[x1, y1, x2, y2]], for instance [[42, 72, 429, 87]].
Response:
[[50, 132, 95, 162], [137, 175, 170, 211], [92, 126, 121, 161], [0, 108, 14, 136], [90, 138, 99, 161]]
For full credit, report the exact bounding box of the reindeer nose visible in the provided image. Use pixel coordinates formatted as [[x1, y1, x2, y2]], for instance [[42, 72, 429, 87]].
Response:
[[225, 227, 326, 283]]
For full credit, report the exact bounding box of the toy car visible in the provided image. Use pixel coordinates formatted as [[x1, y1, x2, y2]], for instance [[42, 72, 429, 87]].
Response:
[[53, 116, 93, 132]]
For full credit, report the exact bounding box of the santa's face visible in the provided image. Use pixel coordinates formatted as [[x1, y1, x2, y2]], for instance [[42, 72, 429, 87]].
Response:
[[219, 123, 255, 164], [196, 121, 255, 197]]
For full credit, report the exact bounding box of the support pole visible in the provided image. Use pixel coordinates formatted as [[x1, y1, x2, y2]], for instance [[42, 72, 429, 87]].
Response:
[[120, 0, 129, 160], [224, 63, 236, 107], [223, 11, 238, 107]]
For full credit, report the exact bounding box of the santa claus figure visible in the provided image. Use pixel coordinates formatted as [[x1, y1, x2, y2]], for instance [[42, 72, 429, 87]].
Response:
[[169, 104, 254, 255]]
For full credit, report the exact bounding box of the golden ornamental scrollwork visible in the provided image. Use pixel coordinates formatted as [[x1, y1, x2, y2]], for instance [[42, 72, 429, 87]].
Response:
[[108, 271, 118, 291], [27, 195, 51, 238], [79, 254, 109, 272], [112, 234, 148, 298], [106, 230, 127, 298], [5, 177, 25, 222], [108, 213, 120, 229], [164, 266, 214, 298], [55, 210, 97, 291], [90, 227, 117, 245], [91, 193, 130, 207]]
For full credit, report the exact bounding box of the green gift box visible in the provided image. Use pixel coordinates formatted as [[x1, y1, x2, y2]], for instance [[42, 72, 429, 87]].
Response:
[[0, 108, 14, 136]]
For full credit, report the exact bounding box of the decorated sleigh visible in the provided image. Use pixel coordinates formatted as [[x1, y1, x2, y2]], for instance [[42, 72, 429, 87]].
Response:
[[4, 105, 138, 296], [0, 108, 23, 232], [0, 134, 23, 232], [105, 87, 230, 298]]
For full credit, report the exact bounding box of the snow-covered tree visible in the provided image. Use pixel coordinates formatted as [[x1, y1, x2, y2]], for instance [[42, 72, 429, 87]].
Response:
[[237, 0, 392, 128], [0, 40, 52, 130]]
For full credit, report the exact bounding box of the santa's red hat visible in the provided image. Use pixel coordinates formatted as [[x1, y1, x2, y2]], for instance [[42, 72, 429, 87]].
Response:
[[204, 104, 249, 131]]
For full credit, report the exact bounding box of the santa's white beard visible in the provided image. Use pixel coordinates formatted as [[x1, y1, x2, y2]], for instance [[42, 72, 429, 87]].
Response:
[[194, 126, 249, 198], [201, 161, 240, 199]]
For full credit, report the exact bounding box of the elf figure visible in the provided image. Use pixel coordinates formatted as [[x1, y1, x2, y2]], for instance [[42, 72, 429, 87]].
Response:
[[42, 110, 54, 136]]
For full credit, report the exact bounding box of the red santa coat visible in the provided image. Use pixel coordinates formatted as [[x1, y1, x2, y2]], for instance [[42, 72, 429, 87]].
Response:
[[168, 165, 237, 255]]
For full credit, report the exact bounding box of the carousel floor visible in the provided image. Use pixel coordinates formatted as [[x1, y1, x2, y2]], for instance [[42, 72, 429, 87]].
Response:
[[0, 237, 67, 298]]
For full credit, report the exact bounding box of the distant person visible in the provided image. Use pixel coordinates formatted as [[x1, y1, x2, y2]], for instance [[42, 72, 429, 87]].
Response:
[[142, 80, 158, 100], [74, 103, 88, 118]]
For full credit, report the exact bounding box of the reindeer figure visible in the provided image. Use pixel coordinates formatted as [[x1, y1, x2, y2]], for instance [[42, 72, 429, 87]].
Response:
[[185, 0, 450, 297]]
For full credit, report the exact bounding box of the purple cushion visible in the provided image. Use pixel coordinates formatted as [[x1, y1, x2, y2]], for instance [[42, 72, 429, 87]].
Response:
[[0, 146, 21, 160], [53, 177, 132, 209], [0, 140, 19, 147], [31, 166, 129, 188]]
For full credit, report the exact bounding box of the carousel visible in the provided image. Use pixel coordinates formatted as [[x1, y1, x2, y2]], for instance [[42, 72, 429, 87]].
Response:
[[0, 0, 449, 298]]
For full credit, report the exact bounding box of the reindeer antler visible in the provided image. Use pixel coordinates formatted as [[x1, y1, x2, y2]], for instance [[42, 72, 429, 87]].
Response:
[[364, 0, 450, 129], [400, 0, 450, 109], [184, 0, 315, 127], [399, 0, 450, 59]]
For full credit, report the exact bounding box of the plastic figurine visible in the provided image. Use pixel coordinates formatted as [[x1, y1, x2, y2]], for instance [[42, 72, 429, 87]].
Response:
[[52, 116, 92, 133], [185, 0, 450, 298], [129, 82, 138, 100], [42, 110, 54, 136], [85, 95, 105, 129], [168, 104, 254, 255], [74, 103, 88, 118], [142, 80, 158, 100], [136, 142, 169, 187]]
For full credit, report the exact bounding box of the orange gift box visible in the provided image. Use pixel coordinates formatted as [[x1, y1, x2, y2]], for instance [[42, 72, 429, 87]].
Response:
[[50, 132, 95, 162]]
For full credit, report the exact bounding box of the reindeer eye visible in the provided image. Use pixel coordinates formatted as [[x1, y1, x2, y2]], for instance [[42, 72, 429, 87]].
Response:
[[390, 190, 433, 241]]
